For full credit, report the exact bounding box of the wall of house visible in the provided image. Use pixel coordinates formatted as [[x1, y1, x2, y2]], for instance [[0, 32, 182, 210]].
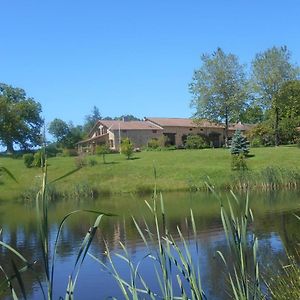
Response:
[[161, 126, 225, 147], [112, 129, 163, 150]]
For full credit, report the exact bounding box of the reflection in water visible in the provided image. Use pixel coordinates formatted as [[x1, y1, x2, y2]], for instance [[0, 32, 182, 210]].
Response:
[[0, 191, 299, 299]]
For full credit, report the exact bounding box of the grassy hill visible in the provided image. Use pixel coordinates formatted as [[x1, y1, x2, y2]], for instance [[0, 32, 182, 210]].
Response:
[[1, 146, 300, 200]]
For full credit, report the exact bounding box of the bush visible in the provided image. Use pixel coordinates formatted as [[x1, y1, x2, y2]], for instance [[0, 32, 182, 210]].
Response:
[[33, 151, 45, 168], [88, 158, 98, 167], [250, 137, 262, 148], [96, 143, 110, 164], [74, 154, 87, 168], [147, 136, 169, 149], [185, 134, 209, 149], [147, 138, 160, 149], [247, 122, 274, 146], [231, 154, 248, 171], [23, 153, 34, 168], [121, 138, 134, 159], [62, 148, 78, 157], [45, 144, 62, 157]]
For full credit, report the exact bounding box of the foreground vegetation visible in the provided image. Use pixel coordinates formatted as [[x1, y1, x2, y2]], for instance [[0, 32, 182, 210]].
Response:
[[0, 163, 299, 299], [1, 146, 300, 200]]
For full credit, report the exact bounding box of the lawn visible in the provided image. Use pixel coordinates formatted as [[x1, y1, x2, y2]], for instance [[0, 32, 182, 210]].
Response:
[[0, 146, 300, 200]]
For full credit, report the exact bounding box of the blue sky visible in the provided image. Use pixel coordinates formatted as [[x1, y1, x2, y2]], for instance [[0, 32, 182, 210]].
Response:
[[1, 0, 300, 127]]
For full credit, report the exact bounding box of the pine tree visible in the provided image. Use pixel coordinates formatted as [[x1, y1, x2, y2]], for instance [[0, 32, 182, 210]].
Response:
[[230, 130, 250, 155]]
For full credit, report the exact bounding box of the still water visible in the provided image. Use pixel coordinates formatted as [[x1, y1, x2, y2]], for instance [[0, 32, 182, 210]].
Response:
[[0, 191, 299, 299]]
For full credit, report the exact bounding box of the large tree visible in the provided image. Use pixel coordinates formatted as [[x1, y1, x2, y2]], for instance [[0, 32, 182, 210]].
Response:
[[251, 46, 299, 145], [48, 118, 70, 144], [189, 48, 248, 146], [83, 106, 102, 134], [0, 83, 43, 153], [48, 119, 84, 148]]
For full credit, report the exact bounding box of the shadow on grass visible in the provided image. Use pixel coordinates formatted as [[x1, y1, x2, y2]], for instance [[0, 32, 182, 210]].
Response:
[[103, 161, 119, 165], [129, 157, 141, 160]]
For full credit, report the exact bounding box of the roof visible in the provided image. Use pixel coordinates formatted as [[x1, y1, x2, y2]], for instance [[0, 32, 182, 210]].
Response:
[[77, 133, 109, 145], [146, 117, 224, 128], [228, 122, 254, 131], [99, 120, 163, 131]]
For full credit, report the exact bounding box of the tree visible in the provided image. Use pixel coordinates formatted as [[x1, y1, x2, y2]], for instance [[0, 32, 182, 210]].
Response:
[[48, 120, 84, 149], [230, 130, 250, 155], [48, 118, 70, 144], [277, 80, 300, 119], [0, 83, 43, 153], [121, 138, 134, 159], [190, 48, 248, 146], [239, 104, 264, 124], [251, 46, 300, 145], [96, 143, 110, 164], [83, 106, 101, 134], [114, 115, 141, 121]]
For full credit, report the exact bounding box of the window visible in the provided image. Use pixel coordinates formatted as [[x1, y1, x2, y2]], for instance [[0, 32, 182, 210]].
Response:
[[109, 139, 114, 148], [152, 130, 157, 133]]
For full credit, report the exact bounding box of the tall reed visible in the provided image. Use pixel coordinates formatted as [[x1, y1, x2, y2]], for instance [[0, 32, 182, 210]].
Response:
[[0, 160, 114, 299]]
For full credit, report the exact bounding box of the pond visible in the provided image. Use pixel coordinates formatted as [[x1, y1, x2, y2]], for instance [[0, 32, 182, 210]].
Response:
[[0, 190, 299, 299]]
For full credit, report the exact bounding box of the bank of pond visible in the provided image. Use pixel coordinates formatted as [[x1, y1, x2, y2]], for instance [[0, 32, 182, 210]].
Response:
[[1, 146, 300, 201]]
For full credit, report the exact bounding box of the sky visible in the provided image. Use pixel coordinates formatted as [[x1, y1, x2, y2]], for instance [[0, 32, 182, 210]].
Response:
[[1, 0, 300, 127]]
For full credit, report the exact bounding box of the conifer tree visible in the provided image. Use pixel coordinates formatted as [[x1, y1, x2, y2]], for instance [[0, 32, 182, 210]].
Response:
[[230, 130, 250, 155]]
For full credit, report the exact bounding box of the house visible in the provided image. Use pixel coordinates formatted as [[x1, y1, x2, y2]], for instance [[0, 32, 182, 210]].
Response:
[[77, 117, 253, 153], [77, 119, 163, 153], [145, 117, 225, 148]]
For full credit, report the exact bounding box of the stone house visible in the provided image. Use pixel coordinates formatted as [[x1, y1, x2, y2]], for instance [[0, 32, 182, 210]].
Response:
[[77, 120, 163, 153], [77, 117, 253, 152]]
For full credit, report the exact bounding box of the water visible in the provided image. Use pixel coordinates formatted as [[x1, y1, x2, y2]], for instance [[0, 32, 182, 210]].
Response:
[[0, 190, 299, 299]]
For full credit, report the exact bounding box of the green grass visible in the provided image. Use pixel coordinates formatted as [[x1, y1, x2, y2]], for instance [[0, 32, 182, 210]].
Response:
[[1, 146, 300, 200]]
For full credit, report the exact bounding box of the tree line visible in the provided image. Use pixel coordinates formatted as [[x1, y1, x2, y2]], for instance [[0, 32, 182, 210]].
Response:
[[190, 46, 300, 146], [1, 45, 300, 153]]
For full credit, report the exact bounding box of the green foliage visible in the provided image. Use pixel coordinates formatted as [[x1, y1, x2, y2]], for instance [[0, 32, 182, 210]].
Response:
[[121, 138, 134, 159], [90, 193, 206, 299], [230, 130, 250, 155], [95, 143, 110, 164], [231, 154, 248, 171], [74, 154, 87, 169], [239, 104, 264, 124], [83, 106, 101, 134], [33, 150, 45, 168], [147, 138, 160, 149], [48, 118, 70, 143], [88, 158, 98, 167], [216, 192, 262, 299], [251, 46, 300, 145], [247, 123, 274, 146], [185, 134, 209, 149], [62, 148, 78, 157], [45, 144, 61, 157], [0, 83, 43, 153], [48, 119, 84, 149], [147, 136, 168, 149], [190, 48, 248, 144], [0, 161, 113, 299], [23, 153, 34, 168]]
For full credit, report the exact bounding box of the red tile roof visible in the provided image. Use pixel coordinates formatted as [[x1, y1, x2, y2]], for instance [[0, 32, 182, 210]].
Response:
[[146, 117, 224, 128], [99, 120, 163, 131]]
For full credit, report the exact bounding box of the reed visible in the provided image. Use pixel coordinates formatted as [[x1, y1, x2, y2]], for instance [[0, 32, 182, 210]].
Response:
[[0, 161, 114, 299], [230, 166, 300, 191]]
